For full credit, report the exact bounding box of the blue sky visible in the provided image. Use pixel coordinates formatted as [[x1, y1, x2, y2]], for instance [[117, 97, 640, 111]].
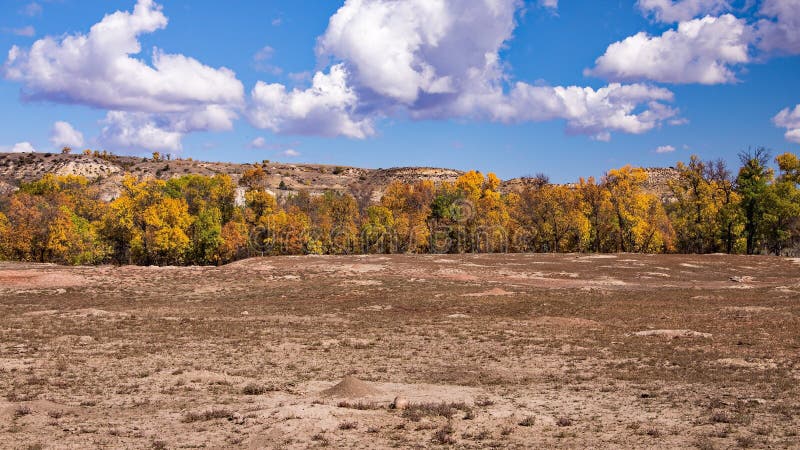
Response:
[[0, 0, 798, 182]]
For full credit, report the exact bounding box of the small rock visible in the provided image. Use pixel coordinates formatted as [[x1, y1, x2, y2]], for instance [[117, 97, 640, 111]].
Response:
[[390, 396, 409, 410], [241, 311, 249, 316]]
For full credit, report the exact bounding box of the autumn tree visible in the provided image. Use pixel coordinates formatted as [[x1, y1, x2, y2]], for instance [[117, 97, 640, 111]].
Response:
[[577, 176, 615, 252], [605, 166, 674, 253], [761, 152, 800, 254]]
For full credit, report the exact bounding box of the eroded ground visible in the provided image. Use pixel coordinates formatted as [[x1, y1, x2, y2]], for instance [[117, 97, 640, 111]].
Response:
[[0, 254, 799, 449]]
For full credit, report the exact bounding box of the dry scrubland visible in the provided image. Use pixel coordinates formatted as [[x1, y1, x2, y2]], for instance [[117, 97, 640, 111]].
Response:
[[0, 254, 799, 449]]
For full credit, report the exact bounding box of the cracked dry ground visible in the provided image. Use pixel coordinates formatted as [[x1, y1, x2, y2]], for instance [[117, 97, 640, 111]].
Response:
[[0, 254, 798, 449]]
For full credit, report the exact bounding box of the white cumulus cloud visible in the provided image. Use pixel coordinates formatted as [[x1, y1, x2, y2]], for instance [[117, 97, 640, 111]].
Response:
[[247, 0, 680, 140], [588, 14, 751, 84], [11, 142, 37, 153], [50, 121, 84, 149], [249, 64, 375, 139], [281, 149, 300, 157], [99, 111, 183, 152], [3, 0, 244, 151], [773, 105, 800, 144], [756, 0, 800, 55], [636, 0, 730, 23]]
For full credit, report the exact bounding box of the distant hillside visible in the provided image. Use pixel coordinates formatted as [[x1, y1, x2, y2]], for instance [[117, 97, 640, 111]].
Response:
[[0, 152, 678, 202]]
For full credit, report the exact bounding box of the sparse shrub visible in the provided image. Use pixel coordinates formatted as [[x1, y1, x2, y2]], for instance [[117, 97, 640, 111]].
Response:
[[518, 415, 536, 427], [402, 401, 470, 421], [311, 433, 329, 445], [474, 395, 494, 407], [242, 383, 273, 395], [181, 408, 234, 423], [432, 424, 456, 445], [645, 427, 661, 438], [711, 411, 731, 423], [338, 420, 358, 430], [556, 417, 573, 427], [14, 405, 32, 418], [337, 400, 380, 410]]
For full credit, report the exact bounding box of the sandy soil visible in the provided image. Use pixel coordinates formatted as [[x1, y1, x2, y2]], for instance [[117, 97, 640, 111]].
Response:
[[0, 254, 798, 449]]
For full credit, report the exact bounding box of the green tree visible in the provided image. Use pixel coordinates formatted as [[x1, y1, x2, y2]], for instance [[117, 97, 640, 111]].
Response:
[[736, 148, 773, 254]]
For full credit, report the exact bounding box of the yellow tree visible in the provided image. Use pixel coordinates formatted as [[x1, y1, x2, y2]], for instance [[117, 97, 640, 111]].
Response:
[[361, 205, 396, 253], [141, 197, 193, 265], [578, 176, 615, 252], [604, 166, 674, 253]]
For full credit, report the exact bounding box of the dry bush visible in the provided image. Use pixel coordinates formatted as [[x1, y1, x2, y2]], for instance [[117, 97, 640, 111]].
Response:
[[338, 421, 358, 430], [181, 408, 234, 423], [402, 401, 470, 422]]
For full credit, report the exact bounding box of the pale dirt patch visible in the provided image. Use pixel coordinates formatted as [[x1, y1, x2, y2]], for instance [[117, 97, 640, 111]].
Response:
[[724, 306, 773, 313], [0, 271, 87, 289], [641, 272, 671, 278], [357, 304, 392, 312], [341, 279, 382, 286], [63, 308, 129, 319], [578, 254, 617, 260], [435, 268, 478, 281], [462, 288, 515, 297], [22, 309, 59, 317], [632, 329, 712, 338], [446, 313, 469, 319], [529, 316, 601, 328], [715, 358, 778, 370]]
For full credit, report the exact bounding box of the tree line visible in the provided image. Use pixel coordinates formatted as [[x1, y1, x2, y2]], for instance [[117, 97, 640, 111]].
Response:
[[0, 148, 798, 266]]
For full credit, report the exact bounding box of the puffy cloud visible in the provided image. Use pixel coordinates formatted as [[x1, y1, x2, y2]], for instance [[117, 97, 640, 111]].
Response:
[[249, 64, 375, 139], [50, 121, 85, 149], [773, 105, 800, 144], [248, 0, 679, 140], [588, 15, 751, 84], [281, 149, 300, 157], [4, 0, 244, 151], [655, 144, 676, 153], [317, 0, 520, 106], [4, 0, 243, 113], [99, 111, 183, 152], [636, 0, 730, 23], [503, 82, 679, 140], [756, 0, 800, 55], [11, 142, 37, 153]]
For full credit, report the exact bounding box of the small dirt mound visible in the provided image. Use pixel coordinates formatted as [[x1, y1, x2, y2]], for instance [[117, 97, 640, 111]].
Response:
[[320, 375, 382, 398]]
